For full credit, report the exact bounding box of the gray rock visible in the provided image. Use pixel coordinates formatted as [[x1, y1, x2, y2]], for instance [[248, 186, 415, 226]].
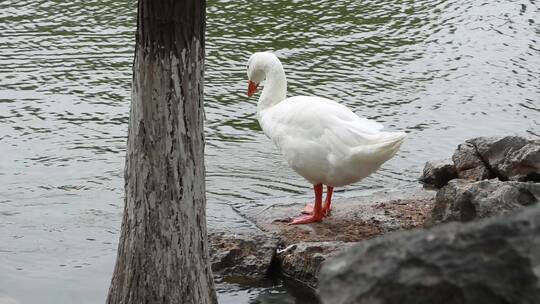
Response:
[[419, 159, 458, 188], [276, 241, 354, 288], [452, 140, 495, 181], [452, 136, 540, 182], [319, 204, 540, 304], [208, 230, 279, 283], [428, 179, 540, 225], [482, 137, 540, 181]]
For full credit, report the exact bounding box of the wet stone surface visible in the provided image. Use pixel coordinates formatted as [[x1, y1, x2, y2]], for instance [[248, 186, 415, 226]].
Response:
[[234, 188, 434, 243], [208, 229, 279, 284], [276, 241, 355, 288], [226, 188, 436, 288], [419, 158, 458, 188]]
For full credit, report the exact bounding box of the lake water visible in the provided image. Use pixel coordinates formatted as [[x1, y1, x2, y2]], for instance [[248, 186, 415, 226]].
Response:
[[0, 0, 538, 303]]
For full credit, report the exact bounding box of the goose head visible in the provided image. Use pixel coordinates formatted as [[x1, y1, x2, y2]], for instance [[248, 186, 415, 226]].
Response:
[[246, 52, 281, 97]]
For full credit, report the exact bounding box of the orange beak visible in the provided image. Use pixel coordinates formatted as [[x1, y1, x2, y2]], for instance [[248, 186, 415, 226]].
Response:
[[247, 80, 259, 97]]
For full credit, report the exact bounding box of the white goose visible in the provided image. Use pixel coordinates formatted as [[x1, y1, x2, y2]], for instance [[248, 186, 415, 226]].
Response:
[[246, 52, 406, 225]]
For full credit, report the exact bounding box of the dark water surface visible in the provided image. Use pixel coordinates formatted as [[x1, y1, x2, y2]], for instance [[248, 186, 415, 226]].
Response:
[[0, 0, 538, 303]]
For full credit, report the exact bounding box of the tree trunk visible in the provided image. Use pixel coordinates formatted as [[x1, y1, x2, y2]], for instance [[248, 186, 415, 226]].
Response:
[[107, 1, 216, 303]]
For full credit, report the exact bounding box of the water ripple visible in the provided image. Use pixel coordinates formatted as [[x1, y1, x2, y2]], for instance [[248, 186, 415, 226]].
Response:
[[1, 0, 539, 303]]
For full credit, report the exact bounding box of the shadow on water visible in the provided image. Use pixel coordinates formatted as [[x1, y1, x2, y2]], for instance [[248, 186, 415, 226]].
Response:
[[0, 0, 538, 303], [217, 277, 320, 304]]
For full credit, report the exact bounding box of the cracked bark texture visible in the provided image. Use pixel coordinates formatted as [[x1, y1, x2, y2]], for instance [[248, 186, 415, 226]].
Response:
[[107, 1, 217, 303]]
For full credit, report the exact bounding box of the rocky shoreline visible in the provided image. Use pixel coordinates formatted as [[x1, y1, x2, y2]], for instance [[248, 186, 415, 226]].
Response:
[[208, 136, 540, 303], [209, 187, 435, 288]]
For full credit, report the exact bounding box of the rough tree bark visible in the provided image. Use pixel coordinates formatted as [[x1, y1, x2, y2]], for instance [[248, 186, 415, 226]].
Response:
[[107, 1, 216, 303]]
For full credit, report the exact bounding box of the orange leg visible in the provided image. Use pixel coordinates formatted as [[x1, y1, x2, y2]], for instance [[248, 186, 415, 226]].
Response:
[[323, 186, 333, 216], [301, 185, 333, 217], [289, 184, 324, 225]]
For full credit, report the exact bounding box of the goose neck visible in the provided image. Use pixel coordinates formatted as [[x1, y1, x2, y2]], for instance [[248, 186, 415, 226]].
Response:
[[257, 64, 287, 112]]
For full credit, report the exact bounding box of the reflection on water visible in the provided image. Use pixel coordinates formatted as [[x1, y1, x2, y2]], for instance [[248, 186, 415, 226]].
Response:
[[0, 0, 538, 303], [217, 279, 319, 304]]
